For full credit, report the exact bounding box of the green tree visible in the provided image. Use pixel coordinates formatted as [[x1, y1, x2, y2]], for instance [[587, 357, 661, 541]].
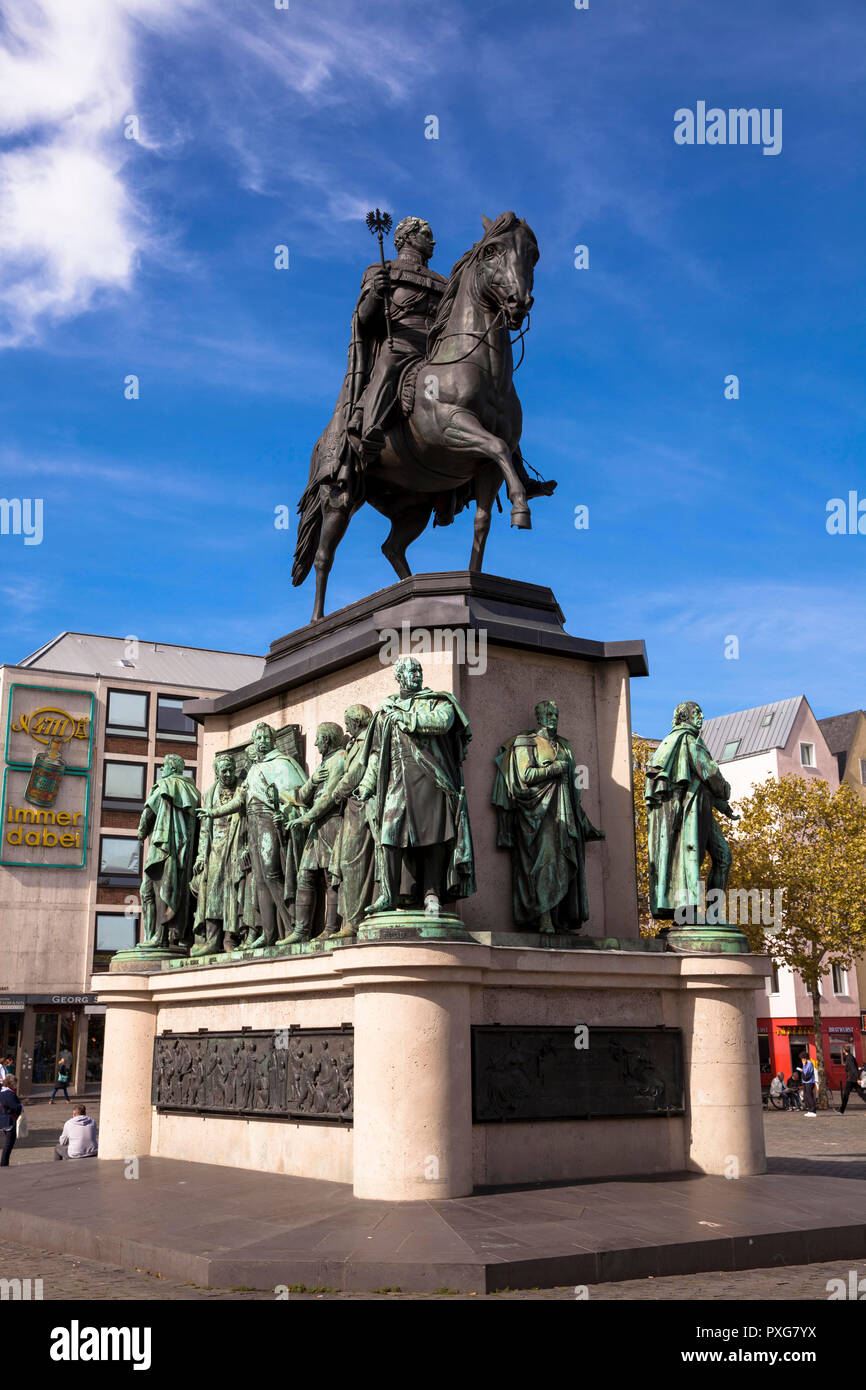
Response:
[[727, 776, 866, 1107]]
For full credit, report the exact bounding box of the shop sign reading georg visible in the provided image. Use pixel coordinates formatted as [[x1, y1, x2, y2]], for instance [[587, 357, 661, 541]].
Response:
[[2, 684, 94, 869]]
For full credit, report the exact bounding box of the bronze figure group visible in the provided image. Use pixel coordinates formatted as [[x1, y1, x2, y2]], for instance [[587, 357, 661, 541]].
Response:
[[132, 664, 606, 957]]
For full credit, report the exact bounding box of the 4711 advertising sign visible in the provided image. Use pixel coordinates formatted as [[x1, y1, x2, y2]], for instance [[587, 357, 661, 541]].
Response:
[[1, 684, 94, 869]]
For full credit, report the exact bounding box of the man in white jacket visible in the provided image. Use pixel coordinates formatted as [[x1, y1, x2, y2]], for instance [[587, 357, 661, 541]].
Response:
[[53, 1105, 98, 1160]]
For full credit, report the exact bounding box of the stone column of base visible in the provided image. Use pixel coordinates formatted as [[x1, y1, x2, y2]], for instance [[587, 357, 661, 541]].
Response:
[[353, 979, 473, 1200], [97, 999, 157, 1161], [681, 961, 768, 1178]]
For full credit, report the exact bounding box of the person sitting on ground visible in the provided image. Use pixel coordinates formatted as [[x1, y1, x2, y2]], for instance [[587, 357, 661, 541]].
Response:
[[785, 1069, 802, 1111], [53, 1105, 98, 1161], [769, 1071, 786, 1108], [0, 1075, 23, 1167]]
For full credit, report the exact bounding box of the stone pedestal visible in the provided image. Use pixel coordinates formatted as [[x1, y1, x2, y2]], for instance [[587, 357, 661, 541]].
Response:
[[93, 941, 770, 1199], [92, 575, 770, 1200]]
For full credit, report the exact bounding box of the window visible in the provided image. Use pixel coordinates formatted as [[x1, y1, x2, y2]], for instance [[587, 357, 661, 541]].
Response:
[[832, 964, 848, 995], [761, 712, 774, 727], [106, 689, 148, 737], [829, 1035, 854, 1069], [152, 764, 195, 787], [800, 742, 815, 767], [721, 740, 740, 761], [33, 1011, 74, 1086], [769, 963, 780, 994], [102, 760, 146, 805], [156, 694, 197, 742], [86, 1014, 106, 1084], [860, 759, 866, 786], [98, 835, 140, 878], [95, 912, 138, 953]]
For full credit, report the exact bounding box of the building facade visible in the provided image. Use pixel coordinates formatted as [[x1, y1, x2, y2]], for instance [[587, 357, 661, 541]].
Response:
[[0, 633, 262, 1097], [701, 695, 861, 1095]]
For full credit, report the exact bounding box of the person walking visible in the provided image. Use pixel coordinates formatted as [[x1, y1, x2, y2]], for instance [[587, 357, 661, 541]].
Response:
[[53, 1105, 98, 1160], [836, 1046, 866, 1113], [800, 1050, 817, 1116], [0, 1076, 23, 1166], [49, 1057, 71, 1105]]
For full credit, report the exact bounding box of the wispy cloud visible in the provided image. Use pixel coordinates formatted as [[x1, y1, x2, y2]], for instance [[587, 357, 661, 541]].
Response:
[[0, 0, 456, 346]]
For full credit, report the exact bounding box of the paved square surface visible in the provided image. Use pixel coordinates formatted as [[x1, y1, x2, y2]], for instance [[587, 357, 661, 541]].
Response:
[[2, 1102, 866, 1297]]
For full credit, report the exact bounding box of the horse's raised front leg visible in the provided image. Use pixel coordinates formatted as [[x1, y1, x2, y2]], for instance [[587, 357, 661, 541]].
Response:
[[442, 409, 531, 529], [469, 463, 501, 571]]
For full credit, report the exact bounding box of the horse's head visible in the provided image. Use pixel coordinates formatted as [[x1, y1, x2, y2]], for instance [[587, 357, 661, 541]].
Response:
[[474, 212, 538, 330]]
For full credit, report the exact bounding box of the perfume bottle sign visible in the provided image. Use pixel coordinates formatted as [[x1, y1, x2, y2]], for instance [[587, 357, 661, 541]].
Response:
[[24, 738, 68, 807]]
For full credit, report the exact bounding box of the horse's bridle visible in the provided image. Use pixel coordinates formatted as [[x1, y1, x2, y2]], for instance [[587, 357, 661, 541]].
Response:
[[426, 307, 532, 371]]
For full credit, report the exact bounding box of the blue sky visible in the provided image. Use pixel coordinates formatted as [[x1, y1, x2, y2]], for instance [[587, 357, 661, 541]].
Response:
[[0, 0, 863, 736]]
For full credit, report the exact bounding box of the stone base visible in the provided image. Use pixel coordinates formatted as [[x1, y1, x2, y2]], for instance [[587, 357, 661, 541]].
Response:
[[356, 909, 474, 943], [3, 1153, 865, 1293], [110, 946, 188, 971], [94, 940, 771, 1201], [666, 922, 751, 954]]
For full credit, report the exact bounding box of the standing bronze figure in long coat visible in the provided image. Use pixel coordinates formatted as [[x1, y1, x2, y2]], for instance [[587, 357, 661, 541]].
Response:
[[644, 701, 737, 919], [190, 752, 252, 956], [493, 700, 604, 932], [280, 722, 346, 945], [328, 704, 375, 939], [137, 754, 201, 951], [356, 657, 475, 915]]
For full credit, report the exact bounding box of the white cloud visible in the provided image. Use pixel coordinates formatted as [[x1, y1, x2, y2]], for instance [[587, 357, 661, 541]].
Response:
[[0, 0, 165, 345], [0, 0, 452, 347]]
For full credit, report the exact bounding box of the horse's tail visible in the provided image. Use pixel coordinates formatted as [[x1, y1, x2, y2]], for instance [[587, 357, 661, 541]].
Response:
[[292, 476, 322, 587]]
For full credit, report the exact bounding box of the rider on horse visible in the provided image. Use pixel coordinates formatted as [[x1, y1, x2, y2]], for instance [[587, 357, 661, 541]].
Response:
[[328, 215, 549, 509]]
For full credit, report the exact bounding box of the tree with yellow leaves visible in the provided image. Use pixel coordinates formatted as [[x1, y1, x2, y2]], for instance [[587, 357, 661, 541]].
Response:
[[632, 736, 656, 934], [726, 776, 866, 1107]]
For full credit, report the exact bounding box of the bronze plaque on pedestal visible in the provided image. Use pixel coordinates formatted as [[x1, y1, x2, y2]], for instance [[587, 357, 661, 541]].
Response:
[[151, 1026, 353, 1123], [472, 1025, 684, 1122]]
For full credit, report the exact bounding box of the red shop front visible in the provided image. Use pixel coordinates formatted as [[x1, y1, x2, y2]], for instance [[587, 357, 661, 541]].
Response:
[[757, 1017, 862, 1097]]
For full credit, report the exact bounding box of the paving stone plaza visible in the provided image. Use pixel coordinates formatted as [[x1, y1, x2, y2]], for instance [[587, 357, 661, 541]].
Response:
[[5, 1100, 866, 1301]]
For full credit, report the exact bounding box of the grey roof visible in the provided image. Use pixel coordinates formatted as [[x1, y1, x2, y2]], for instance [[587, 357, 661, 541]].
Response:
[[701, 697, 805, 763], [817, 711, 865, 755], [12, 632, 264, 693]]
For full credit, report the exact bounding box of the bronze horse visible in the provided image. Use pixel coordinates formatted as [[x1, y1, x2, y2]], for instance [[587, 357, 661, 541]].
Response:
[[293, 212, 555, 622]]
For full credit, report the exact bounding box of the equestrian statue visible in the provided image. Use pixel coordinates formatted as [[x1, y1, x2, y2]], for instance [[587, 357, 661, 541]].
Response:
[[292, 211, 556, 622]]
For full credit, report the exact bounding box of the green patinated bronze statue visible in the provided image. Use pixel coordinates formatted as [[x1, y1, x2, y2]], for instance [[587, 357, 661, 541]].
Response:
[[280, 721, 346, 946], [190, 752, 253, 957], [493, 700, 604, 933], [356, 657, 475, 916], [137, 754, 201, 954], [199, 721, 305, 949], [645, 700, 747, 952], [328, 704, 375, 940]]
